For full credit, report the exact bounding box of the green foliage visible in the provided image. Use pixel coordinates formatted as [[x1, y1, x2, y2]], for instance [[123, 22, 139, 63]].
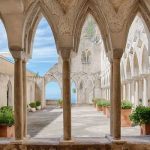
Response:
[[121, 100, 133, 109], [0, 106, 13, 112], [96, 99, 110, 107], [35, 101, 41, 107], [29, 102, 36, 108], [0, 106, 14, 126], [102, 100, 110, 107], [86, 21, 95, 38], [72, 88, 76, 93], [130, 106, 150, 125], [96, 100, 103, 107], [57, 99, 63, 106]]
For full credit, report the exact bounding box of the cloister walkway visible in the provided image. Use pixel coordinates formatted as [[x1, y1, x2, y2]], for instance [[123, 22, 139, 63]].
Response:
[[28, 105, 140, 138]]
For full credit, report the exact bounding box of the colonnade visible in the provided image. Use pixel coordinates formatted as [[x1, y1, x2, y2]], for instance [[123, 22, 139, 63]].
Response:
[[10, 47, 124, 141]]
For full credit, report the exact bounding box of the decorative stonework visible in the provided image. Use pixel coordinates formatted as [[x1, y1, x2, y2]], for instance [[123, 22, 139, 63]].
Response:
[[56, 0, 73, 13], [99, 0, 138, 32]]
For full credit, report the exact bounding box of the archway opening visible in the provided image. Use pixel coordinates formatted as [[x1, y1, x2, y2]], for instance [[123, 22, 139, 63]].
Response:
[[0, 19, 14, 109], [71, 14, 111, 137], [45, 81, 62, 101], [71, 81, 77, 104], [120, 13, 150, 137], [27, 16, 62, 138]]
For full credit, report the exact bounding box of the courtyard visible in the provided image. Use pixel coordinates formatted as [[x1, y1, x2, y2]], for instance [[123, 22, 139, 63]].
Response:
[[28, 105, 141, 138]]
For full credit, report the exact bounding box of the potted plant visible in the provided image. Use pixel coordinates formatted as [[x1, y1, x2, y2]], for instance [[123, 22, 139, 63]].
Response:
[[102, 100, 110, 116], [96, 100, 103, 111], [0, 106, 14, 137], [121, 100, 133, 127], [29, 102, 36, 112], [57, 99, 63, 108], [130, 106, 150, 135], [105, 101, 111, 118], [36, 101, 41, 110]]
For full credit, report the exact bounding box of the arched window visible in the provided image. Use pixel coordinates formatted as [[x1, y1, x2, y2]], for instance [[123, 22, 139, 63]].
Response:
[[81, 51, 86, 64], [45, 81, 62, 100], [81, 49, 92, 64], [87, 51, 91, 64]]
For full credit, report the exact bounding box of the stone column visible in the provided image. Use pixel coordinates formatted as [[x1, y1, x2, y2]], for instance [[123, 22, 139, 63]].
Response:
[[112, 58, 121, 139], [143, 77, 148, 106], [61, 49, 71, 141], [135, 80, 139, 106], [110, 61, 113, 136], [11, 50, 24, 140], [22, 58, 28, 138]]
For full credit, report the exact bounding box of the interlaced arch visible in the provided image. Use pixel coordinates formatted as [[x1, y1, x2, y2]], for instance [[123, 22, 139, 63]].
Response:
[[73, 0, 110, 54]]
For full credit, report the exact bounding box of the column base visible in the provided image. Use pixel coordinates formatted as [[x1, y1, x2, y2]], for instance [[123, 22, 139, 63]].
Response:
[[11, 139, 23, 144], [106, 134, 127, 150], [59, 137, 74, 145], [23, 134, 31, 140]]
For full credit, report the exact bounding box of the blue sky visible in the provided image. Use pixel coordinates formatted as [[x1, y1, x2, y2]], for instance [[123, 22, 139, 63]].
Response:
[[27, 18, 58, 76], [0, 18, 77, 101]]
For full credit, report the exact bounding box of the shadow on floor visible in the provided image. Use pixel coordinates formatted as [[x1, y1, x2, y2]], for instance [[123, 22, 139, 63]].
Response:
[[27, 106, 62, 137]]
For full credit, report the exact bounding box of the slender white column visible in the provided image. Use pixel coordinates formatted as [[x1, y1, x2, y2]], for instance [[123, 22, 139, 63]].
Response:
[[135, 80, 139, 106], [143, 78, 148, 106]]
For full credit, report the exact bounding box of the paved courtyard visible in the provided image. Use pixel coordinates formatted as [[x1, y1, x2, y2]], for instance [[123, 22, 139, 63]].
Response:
[[27, 105, 141, 138]]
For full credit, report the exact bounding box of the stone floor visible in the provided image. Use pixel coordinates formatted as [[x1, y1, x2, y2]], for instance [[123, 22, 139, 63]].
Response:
[[0, 105, 150, 150], [27, 105, 141, 138]]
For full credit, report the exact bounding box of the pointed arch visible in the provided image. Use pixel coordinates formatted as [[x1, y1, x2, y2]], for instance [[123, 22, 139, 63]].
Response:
[[125, 12, 150, 52], [23, 1, 59, 56], [0, 18, 9, 53], [73, 0, 110, 53]]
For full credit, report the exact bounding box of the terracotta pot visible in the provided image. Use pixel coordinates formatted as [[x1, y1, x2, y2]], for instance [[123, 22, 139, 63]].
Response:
[[102, 106, 107, 115], [96, 105, 103, 111], [121, 109, 132, 127], [37, 106, 41, 110], [30, 107, 36, 112], [0, 125, 14, 138], [106, 107, 110, 118], [140, 124, 150, 135]]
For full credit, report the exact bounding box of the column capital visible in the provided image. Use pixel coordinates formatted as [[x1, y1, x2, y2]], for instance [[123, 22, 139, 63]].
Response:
[[112, 49, 123, 59], [10, 49, 29, 62], [60, 47, 72, 61]]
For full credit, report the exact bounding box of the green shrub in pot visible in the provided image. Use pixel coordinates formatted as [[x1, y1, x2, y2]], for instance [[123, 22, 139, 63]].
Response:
[[0, 106, 14, 126], [121, 100, 133, 109], [130, 106, 150, 125]]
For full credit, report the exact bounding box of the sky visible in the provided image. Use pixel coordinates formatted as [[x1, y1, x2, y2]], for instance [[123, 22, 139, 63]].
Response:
[[0, 18, 77, 102]]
